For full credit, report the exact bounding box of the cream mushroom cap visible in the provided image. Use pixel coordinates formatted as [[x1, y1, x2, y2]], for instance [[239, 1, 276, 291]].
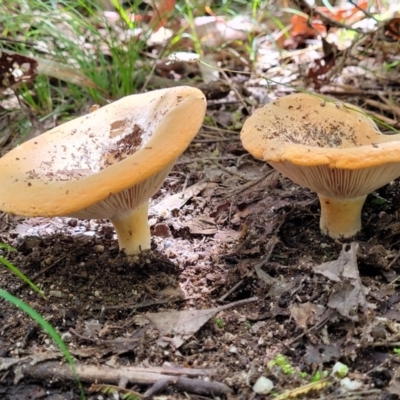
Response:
[[240, 93, 400, 238], [0, 86, 207, 254]]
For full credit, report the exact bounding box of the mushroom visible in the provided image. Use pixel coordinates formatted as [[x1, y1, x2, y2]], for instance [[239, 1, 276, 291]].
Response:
[[240, 93, 400, 238], [0, 86, 206, 254]]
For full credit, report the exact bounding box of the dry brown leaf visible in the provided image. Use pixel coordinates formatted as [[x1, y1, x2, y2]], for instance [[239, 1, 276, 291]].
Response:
[[143, 297, 257, 348], [304, 343, 340, 364], [314, 243, 372, 320], [36, 58, 102, 90], [289, 302, 323, 329], [152, 181, 217, 216]]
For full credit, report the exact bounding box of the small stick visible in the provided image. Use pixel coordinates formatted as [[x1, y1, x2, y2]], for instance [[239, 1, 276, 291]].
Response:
[[6, 359, 233, 397], [218, 279, 244, 302], [92, 295, 200, 311], [69, 328, 142, 345], [143, 377, 175, 398], [286, 310, 336, 346], [176, 156, 238, 165]]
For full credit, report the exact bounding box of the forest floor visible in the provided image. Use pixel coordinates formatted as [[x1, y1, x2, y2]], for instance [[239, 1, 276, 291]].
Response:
[[2, 2, 400, 400]]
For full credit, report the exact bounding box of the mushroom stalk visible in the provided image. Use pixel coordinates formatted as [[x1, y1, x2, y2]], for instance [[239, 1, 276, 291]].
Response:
[[109, 201, 151, 255], [318, 194, 367, 239]]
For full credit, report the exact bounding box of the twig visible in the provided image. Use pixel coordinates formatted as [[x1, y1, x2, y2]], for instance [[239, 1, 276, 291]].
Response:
[[363, 108, 399, 127], [366, 341, 400, 348], [1, 358, 232, 397], [388, 250, 400, 275], [219, 69, 251, 115], [140, 42, 169, 93], [221, 235, 253, 260], [143, 377, 175, 398], [216, 296, 258, 312], [320, 87, 395, 97], [92, 295, 200, 311], [218, 279, 244, 302], [69, 328, 142, 345], [193, 138, 239, 143], [213, 161, 246, 179], [364, 98, 400, 119], [364, 359, 391, 377], [286, 310, 337, 346], [176, 156, 238, 165], [225, 170, 275, 199]]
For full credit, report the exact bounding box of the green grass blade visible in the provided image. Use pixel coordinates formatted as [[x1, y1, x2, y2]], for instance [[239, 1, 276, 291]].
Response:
[[0, 256, 45, 298], [0, 243, 15, 251], [0, 289, 85, 399]]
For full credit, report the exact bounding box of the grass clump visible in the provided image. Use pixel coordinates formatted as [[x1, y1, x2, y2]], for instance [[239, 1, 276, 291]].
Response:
[[268, 354, 296, 375], [0, 0, 151, 137]]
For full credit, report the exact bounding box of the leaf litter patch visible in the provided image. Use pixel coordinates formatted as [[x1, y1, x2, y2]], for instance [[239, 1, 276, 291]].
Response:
[[2, 143, 400, 398]]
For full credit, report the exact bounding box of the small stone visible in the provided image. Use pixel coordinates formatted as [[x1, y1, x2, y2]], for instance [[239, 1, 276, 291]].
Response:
[[229, 346, 238, 354], [340, 377, 362, 391], [93, 244, 104, 253], [49, 290, 63, 298], [61, 332, 72, 342], [94, 290, 101, 297], [112, 391, 119, 400], [253, 376, 274, 394]]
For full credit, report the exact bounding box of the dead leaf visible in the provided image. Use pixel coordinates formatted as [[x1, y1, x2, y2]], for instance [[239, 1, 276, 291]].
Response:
[[384, 309, 400, 321], [152, 181, 217, 216], [36, 57, 102, 91], [314, 243, 371, 320], [183, 216, 217, 235], [289, 302, 323, 329], [304, 343, 340, 364], [143, 297, 257, 348], [255, 264, 276, 285], [149, 0, 176, 31], [153, 223, 172, 238], [84, 320, 102, 337]]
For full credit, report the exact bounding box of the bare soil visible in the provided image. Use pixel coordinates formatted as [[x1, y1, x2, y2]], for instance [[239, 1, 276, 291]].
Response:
[[2, 126, 400, 399]]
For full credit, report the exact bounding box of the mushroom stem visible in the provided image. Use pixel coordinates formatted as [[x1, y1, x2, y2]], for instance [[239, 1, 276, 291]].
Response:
[[109, 201, 151, 255], [318, 194, 367, 239]]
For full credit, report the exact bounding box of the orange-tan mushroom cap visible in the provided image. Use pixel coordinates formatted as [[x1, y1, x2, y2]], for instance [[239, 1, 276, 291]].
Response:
[[241, 93, 400, 199], [0, 86, 206, 218], [240, 93, 400, 238], [0, 86, 206, 254]]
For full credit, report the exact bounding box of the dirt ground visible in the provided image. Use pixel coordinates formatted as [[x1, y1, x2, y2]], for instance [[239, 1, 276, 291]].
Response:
[[2, 117, 400, 399], [3, 3, 400, 398]]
